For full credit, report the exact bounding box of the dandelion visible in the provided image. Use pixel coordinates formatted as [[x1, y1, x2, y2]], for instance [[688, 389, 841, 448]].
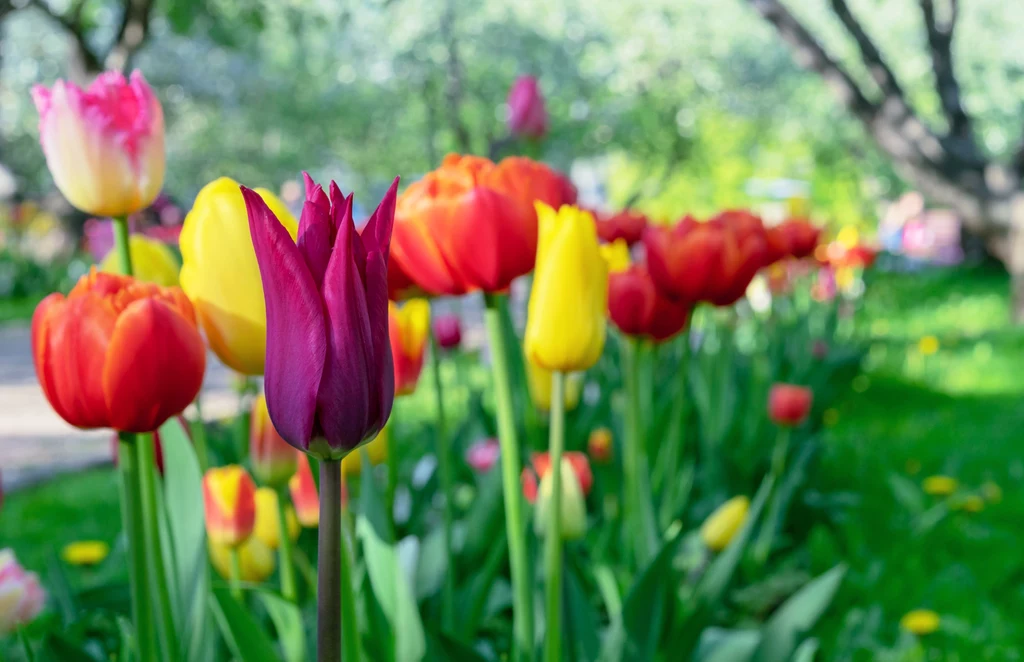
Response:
[[900, 609, 940, 635], [917, 335, 940, 356], [922, 475, 958, 496], [61, 541, 109, 566]]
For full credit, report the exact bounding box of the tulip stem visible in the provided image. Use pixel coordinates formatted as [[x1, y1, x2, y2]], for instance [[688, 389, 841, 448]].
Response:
[[228, 548, 242, 600], [117, 434, 155, 662], [137, 433, 181, 662], [622, 337, 656, 567], [318, 459, 349, 662], [657, 330, 691, 526], [754, 427, 792, 564], [544, 371, 566, 662], [276, 486, 298, 602], [429, 331, 457, 632], [112, 215, 133, 275], [483, 293, 534, 662], [191, 396, 210, 472]]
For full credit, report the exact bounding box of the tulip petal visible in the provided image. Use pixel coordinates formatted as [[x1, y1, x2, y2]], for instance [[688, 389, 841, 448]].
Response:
[[102, 298, 206, 432], [365, 249, 394, 428], [362, 177, 399, 255], [296, 199, 332, 287], [242, 187, 326, 450]]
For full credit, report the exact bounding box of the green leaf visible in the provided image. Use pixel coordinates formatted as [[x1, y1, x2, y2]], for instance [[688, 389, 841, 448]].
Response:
[[461, 465, 504, 566], [695, 628, 760, 662], [414, 529, 448, 602], [210, 586, 281, 662], [887, 473, 925, 515], [425, 630, 492, 661], [792, 638, 820, 662], [565, 554, 602, 662], [357, 516, 427, 662], [753, 564, 846, 662], [256, 591, 307, 662]]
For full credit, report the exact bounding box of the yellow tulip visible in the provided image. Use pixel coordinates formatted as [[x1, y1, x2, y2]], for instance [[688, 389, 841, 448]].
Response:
[[252, 487, 300, 550], [899, 609, 940, 635], [99, 235, 179, 286], [524, 203, 608, 372], [700, 495, 749, 552], [599, 239, 631, 274], [341, 426, 388, 477], [527, 359, 581, 412], [61, 540, 110, 566], [180, 177, 298, 375], [208, 537, 275, 583]]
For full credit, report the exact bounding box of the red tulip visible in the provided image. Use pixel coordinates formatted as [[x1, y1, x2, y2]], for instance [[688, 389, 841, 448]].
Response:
[[506, 75, 548, 140], [608, 262, 691, 342], [521, 451, 593, 503], [392, 154, 575, 296], [203, 465, 257, 547], [32, 268, 206, 432], [768, 383, 813, 427], [777, 219, 821, 259], [587, 428, 613, 464], [595, 209, 648, 246]]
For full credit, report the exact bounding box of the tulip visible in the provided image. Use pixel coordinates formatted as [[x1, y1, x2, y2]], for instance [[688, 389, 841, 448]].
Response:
[[521, 451, 593, 503], [524, 204, 608, 372], [506, 75, 548, 139], [644, 212, 770, 306], [32, 268, 205, 432], [99, 235, 179, 286], [900, 609, 940, 636], [61, 541, 109, 566], [432, 314, 462, 350], [202, 465, 257, 547], [251, 394, 298, 487], [527, 359, 581, 412], [587, 427, 613, 464], [209, 537, 275, 584], [180, 177, 298, 375], [289, 453, 351, 527], [608, 262, 691, 343], [700, 495, 749, 552], [390, 299, 430, 396], [466, 438, 501, 473], [767, 383, 813, 427], [776, 218, 821, 259], [243, 173, 398, 460], [0, 550, 46, 634], [253, 487, 300, 550], [594, 209, 648, 246], [392, 154, 575, 296], [533, 460, 589, 541], [32, 71, 164, 218]]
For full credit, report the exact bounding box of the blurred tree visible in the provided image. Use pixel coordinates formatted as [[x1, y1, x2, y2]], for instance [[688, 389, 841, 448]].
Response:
[[745, 0, 1024, 312]]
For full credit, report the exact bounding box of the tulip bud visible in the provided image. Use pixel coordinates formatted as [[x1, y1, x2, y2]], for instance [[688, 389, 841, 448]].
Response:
[[466, 438, 500, 473], [253, 487, 300, 550], [390, 299, 430, 396], [521, 451, 593, 504], [208, 537, 275, 584], [202, 465, 257, 547], [700, 495, 749, 552], [533, 459, 589, 541], [506, 75, 548, 140], [524, 204, 608, 372], [32, 71, 164, 217], [526, 359, 582, 413], [0, 549, 46, 634], [250, 394, 298, 487], [432, 314, 462, 350], [587, 427, 613, 464], [99, 235, 180, 287], [767, 383, 813, 427]]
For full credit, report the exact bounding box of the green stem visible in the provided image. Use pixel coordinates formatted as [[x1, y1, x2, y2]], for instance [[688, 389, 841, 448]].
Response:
[[544, 371, 566, 662], [483, 293, 533, 662], [657, 331, 691, 524], [112, 215, 133, 275], [621, 337, 654, 566], [430, 331, 457, 632], [229, 548, 242, 601], [318, 459, 346, 662], [137, 433, 181, 661], [754, 427, 792, 564], [275, 486, 298, 602], [117, 435, 154, 662], [770, 427, 791, 481], [191, 396, 210, 473]]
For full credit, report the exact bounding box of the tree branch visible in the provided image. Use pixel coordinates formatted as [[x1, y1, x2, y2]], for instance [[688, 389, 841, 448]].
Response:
[[105, 0, 155, 72], [440, 0, 472, 155], [828, 0, 905, 100]]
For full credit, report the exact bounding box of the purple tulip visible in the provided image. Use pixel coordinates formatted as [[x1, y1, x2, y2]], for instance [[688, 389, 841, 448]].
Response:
[[432, 313, 462, 350], [506, 75, 548, 140], [242, 173, 400, 460]]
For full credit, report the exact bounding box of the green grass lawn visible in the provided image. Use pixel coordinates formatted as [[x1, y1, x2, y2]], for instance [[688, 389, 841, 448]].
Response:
[[2, 263, 1021, 658]]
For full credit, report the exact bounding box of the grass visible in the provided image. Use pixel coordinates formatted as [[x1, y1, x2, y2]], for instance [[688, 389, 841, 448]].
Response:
[[2, 263, 1021, 658]]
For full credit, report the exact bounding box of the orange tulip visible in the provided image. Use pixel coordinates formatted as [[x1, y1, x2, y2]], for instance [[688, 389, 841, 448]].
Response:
[[32, 268, 205, 432], [587, 427, 613, 464], [392, 154, 575, 295], [289, 453, 348, 528], [250, 394, 297, 487], [203, 465, 257, 547]]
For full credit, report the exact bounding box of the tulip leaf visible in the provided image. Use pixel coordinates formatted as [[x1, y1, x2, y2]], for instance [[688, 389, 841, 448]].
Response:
[[425, 630, 492, 662], [694, 628, 761, 662], [415, 529, 448, 602], [256, 590, 307, 662], [210, 586, 281, 662], [752, 564, 846, 662], [792, 638, 820, 662], [357, 515, 427, 662], [460, 465, 504, 566], [160, 417, 208, 648], [565, 553, 602, 662]]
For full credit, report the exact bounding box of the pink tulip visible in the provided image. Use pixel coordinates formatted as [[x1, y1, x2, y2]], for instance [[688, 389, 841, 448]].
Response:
[[466, 438, 501, 473], [0, 550, 46, 634], [432, 314, 462, 350], [506, 75, 548, 140], [32, 71, 165, 217]]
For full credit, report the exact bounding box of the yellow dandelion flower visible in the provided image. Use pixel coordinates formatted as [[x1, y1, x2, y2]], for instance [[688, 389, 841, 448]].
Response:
[[900, 609, 940, 635], [922, 475, 958, 496], [61, 540, 110, 566], [917, 335, 940, 356], [958, 495, 984, 513]]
